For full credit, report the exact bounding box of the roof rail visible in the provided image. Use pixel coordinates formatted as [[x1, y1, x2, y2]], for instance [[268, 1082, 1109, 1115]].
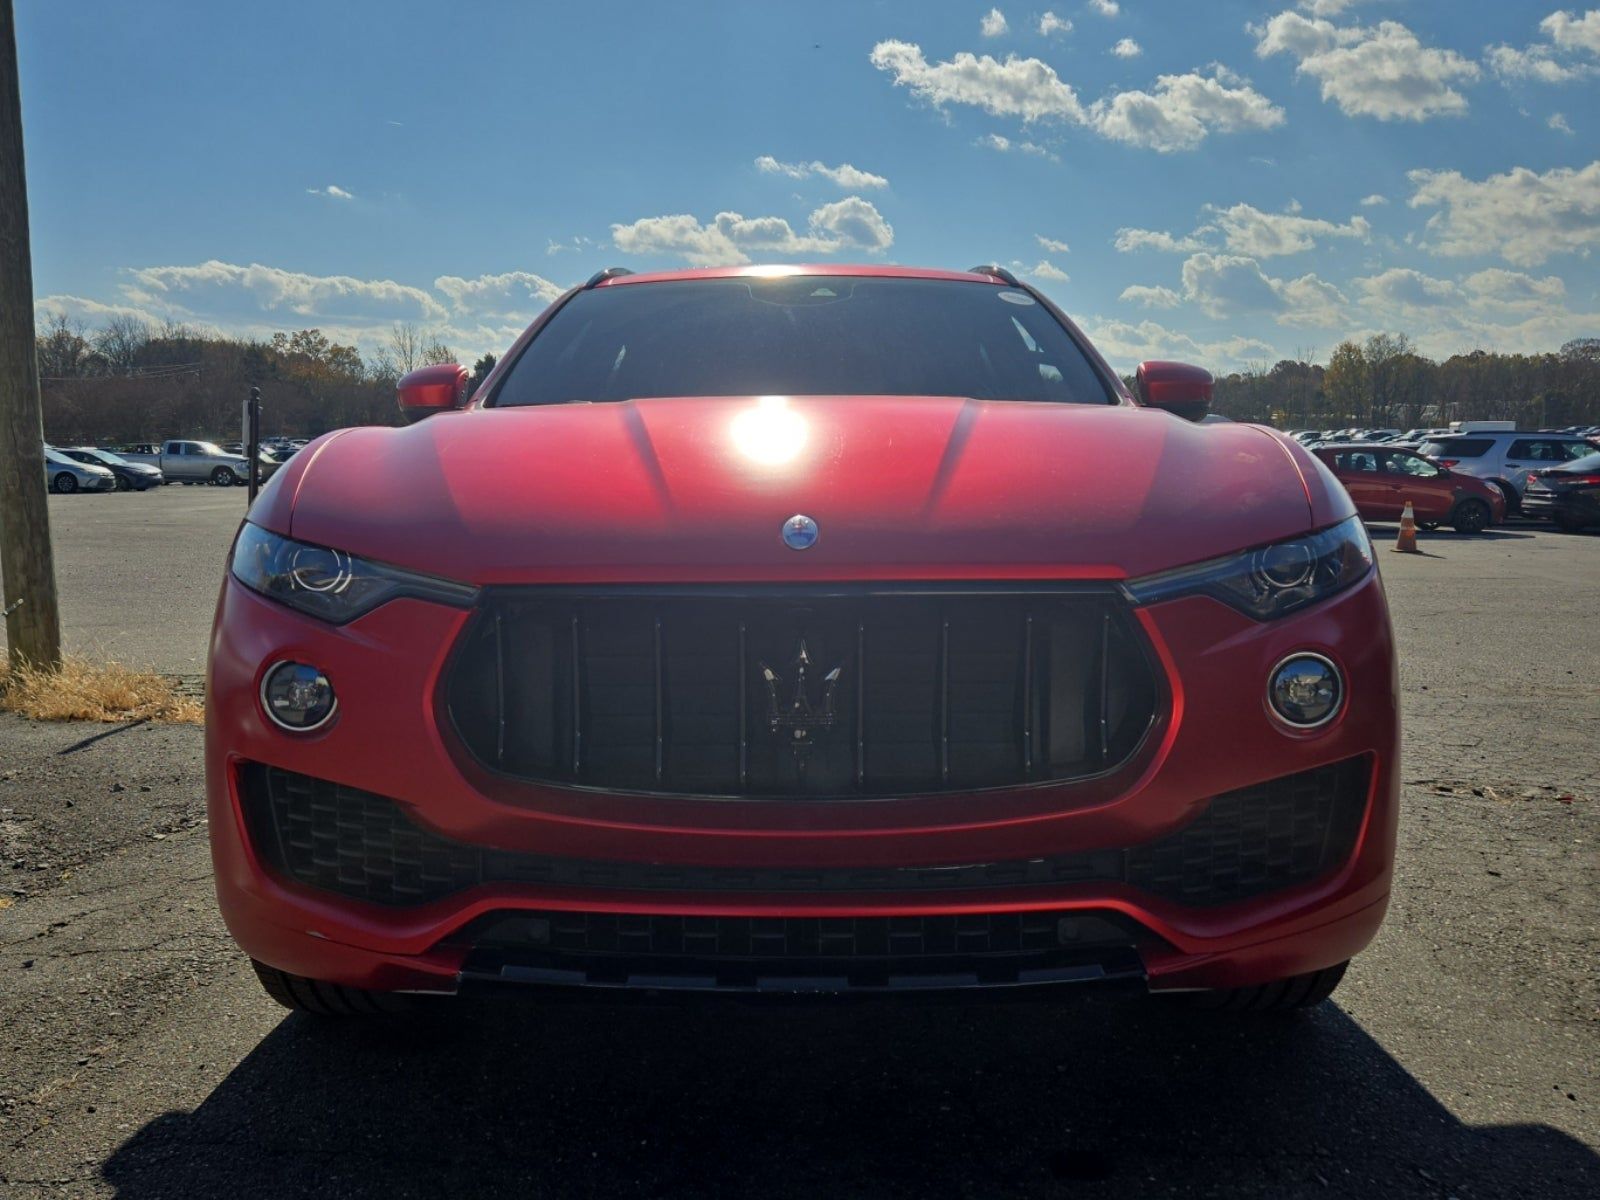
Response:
[[967, 264, 1020, 286], [584, 267, 634, 288]]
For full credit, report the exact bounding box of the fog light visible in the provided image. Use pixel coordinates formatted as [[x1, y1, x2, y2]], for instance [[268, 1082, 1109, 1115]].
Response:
[[1268, 653, 1342, 728], [260, 661, 337, 731]]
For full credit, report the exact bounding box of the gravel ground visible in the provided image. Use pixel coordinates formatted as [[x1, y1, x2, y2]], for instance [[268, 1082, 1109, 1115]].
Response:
[[0, 505, 1595, 1198]]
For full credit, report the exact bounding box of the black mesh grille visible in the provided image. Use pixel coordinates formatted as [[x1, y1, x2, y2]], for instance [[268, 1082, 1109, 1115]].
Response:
[[240, 757, 1370, 909], [443, 587, 1159, 799]]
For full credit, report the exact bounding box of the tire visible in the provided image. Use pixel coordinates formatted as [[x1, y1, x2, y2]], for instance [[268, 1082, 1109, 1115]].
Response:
[[211, 466, 237, 487], [1175, 961, 1348, 1014], [1451, 498, 1490, 534], [1489, 479, 1518, 514], [251, 959, 415, 1016], [114, 474, 131, 492], [51, 472, 77, 494]]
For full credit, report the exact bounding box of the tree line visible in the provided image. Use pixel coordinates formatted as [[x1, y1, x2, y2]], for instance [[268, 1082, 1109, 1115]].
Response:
[[33, 315, 1600, 445], [36, 315, 496, 446], [1207, 334, 1600, 430]]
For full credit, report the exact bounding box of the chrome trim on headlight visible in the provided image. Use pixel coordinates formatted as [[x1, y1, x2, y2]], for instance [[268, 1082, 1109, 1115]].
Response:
[[229, 523, 478, 624], [1126, 517, 1373, 621]]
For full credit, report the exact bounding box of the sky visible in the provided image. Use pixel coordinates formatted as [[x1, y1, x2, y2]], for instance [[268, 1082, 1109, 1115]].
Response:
[[15, 0, 1600, 373]]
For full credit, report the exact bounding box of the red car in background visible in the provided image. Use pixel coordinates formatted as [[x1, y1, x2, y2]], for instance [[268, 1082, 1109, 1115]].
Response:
[[207, 264, 1398, 1019], [1313, 444, 1504, 533]]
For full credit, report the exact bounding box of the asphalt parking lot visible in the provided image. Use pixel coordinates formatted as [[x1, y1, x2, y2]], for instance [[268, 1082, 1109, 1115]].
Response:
[[1, 489, 1596, 1197]]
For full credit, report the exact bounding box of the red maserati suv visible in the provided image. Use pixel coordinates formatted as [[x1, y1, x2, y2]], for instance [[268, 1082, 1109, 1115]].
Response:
[[207, 264, 1398, 1015]]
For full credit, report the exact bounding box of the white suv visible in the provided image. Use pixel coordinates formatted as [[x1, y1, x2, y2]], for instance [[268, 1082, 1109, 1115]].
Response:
[[1417, 431, 1597, 511]]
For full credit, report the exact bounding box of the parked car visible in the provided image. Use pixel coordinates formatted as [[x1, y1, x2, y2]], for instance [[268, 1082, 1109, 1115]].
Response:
[[43, 446, 115, 493], [117, 439, 277, 486], [210, 262, 1397, 1019], [1521, 451, 1600, 532], [1312, 444, 1502, 533], [58, 446, 164, 491], [1415, 431, 1596, 512]]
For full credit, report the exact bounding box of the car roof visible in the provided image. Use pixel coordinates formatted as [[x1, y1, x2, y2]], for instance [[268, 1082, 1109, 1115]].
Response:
[[1315, 443, 1422, 453], [1423, 430, 1587, 440], [592, 264, 1008, 288]]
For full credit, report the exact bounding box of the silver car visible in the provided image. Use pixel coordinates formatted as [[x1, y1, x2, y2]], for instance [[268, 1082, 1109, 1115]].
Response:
[[44, 446, 116, 493], [1417, 431, 1596, 511]]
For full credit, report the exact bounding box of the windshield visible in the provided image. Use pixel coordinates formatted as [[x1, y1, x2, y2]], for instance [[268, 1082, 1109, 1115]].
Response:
[[80, 448, 127, 466], [492, 276, 1114, 407], [1559, 451, 1600, 473]]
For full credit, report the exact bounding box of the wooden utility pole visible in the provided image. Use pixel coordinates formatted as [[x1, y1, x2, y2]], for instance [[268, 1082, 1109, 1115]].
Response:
[[0, 0, 62, 671]]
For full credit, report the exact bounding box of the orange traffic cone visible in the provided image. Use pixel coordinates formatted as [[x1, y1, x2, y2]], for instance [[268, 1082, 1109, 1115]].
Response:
[[1393, 501, 1421, 553]]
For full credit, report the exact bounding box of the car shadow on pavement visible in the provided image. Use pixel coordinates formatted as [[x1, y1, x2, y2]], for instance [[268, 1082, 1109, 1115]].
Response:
[[100, 992, 1597, 1198]]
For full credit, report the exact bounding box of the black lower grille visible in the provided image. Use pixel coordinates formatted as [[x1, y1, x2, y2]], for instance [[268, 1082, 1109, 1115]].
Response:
[[240, 757, 1371, 909], [443, 587, 1159, 798]]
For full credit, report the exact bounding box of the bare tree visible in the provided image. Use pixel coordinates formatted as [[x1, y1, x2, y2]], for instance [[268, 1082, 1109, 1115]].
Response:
[[421, 337, 456, 366], [93, 314, 151, 376], [389, 322, 422, 374], [35, 311, 92, 377]]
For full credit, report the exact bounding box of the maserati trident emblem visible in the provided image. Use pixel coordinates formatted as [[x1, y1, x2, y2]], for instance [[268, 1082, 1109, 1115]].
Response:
[[781, 514, 819, 550], [759, 639, 844, 752]]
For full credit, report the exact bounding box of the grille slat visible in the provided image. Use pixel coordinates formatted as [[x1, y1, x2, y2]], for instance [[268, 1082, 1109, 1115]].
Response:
[[447, 588, 1158, 799], [241, 758, 1371, 909]]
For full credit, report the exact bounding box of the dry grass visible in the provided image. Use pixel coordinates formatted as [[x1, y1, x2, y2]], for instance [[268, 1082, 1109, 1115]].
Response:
[[0, 656, 204, 725]]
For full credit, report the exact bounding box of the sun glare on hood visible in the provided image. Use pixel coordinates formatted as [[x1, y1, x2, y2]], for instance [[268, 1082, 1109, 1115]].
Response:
[[730, 396, 808, 467]]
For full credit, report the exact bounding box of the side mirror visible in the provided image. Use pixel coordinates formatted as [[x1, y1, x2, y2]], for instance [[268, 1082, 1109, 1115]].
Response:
[[1135, 360, 1213, 423], [397, 363, 469, 424]]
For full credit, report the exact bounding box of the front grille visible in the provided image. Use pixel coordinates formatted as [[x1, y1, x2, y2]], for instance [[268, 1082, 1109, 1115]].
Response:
[[459, 910, 1149, 993], [239, 757, 1371, 909], [443, 587, 1159, 798]]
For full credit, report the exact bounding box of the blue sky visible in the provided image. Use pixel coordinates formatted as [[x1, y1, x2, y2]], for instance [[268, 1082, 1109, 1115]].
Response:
[[17, 0, 1600, 371]]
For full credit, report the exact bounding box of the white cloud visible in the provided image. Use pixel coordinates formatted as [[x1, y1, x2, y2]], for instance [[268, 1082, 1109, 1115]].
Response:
[[1036, 234, 1071, 253], [754, 156, 889, 189], [1254, 12, 1481, 121], [1207, 201, 1371, 257], [1486, 43, 1592, 83], [870, 40, 1086, 122], [981, 8, 1009, 37], [1089, 0, 1120, 17], [1542, 9, 1600, 55], [610, 197, 894, 266], [1039, 11, 1072, 37], [1088, 69, 1284, 150], [122, 260, 447, 323], [871, 41, 1279, 151], [1079, 317, 1276, 371], [808, 196, 895, 250], [975, 132, 1059, 159], [433, 272, 565, 320], [1179, 252, 1348, 327], [1113, 226, 1213, 253], [1022, 259, 1070, 282], [1550, 111, 1574, 133], [1359, 193, 1388, 206], [1350, 264, 1586, 358], [35, 293, 169, 329], [546, 235, 596, 255], [306, 185, 354, 200], [1407, 160, 1600, 266], [1112, 38, 1142, 58], [1119, 284, 1182, 308]]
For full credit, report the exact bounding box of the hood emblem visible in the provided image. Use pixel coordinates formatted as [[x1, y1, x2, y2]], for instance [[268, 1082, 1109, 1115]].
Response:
[[759, 639, 844, 752], [782, 514, 819, 550]]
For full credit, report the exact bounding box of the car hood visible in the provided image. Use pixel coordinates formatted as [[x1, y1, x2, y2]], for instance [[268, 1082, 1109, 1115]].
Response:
[[278, 396, 1342, 584]]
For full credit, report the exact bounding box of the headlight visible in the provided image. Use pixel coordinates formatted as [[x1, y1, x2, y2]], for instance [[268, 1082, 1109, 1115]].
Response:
[[230, 523, 477, 624], [1126, 516, 1373, 620]]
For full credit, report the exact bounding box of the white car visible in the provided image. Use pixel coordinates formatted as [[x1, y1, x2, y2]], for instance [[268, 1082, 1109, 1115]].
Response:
[[1417, 431, 1597, 511], [44, 446, 116, 493]]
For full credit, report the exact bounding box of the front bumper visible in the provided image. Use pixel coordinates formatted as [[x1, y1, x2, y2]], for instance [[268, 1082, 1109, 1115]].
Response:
[[206, 567, 1399, 996]]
